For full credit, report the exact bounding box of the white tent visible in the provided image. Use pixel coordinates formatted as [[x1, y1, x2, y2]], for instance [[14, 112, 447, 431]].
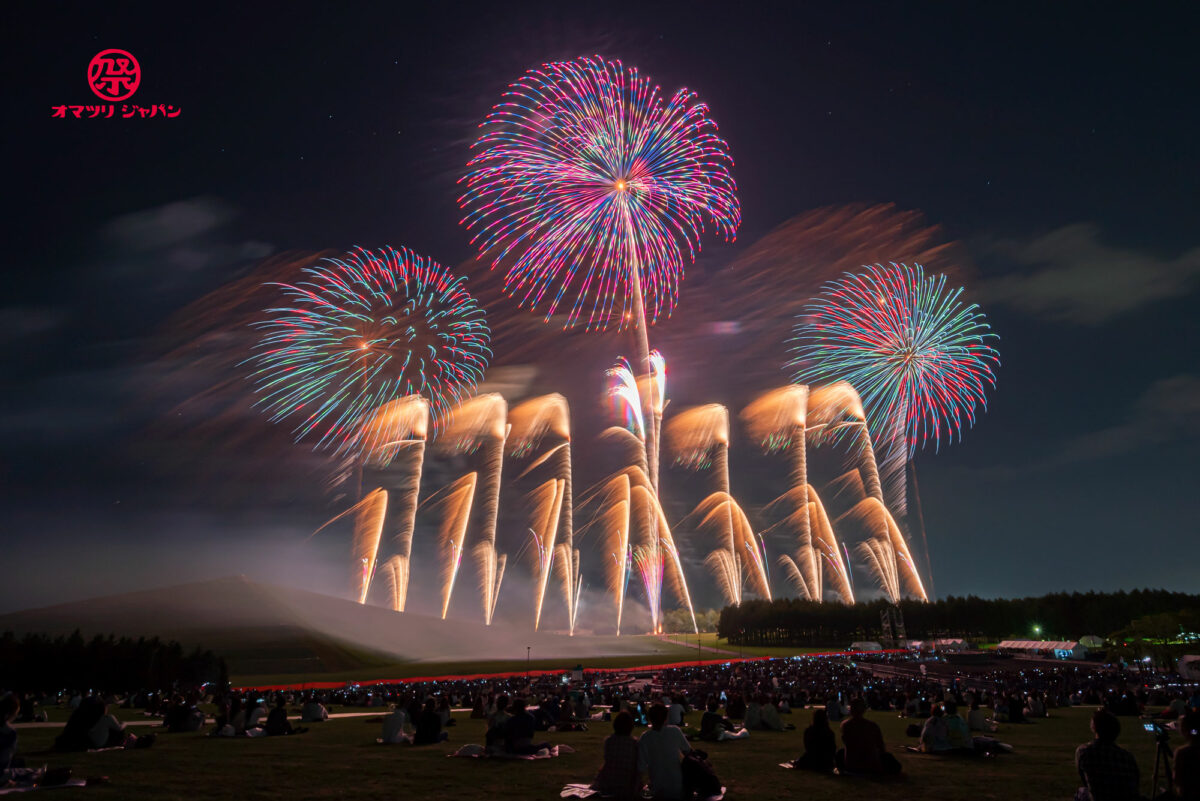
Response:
[[849, 641, 883, 652], [998, 640, 1088, 660]]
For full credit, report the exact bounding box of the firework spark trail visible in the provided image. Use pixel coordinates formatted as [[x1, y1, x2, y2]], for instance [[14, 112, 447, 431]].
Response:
[[687, 492, 771, 603], [461, 56, 738, 561], [578, 472, 633, 634], [527, 479, 566, 630], [808, 382, 884, 503], [443, 393, 509, 623], [808, 382, 933, 602], [743, 386, 812, 593], [311, 488, 388, 604], [509, 394, 578, 633], [840, 497, 928, 601], [380, 555, 405, 611], [555, 544, 583, 635], [247, 246, 489, 457], [791, 263, 1000, 524], [765, 485, 854, 604], [647, 350, 667, 493], [470, 542, 506, 625], [606, 359, 646, 441], [666, 404, 745, 604], [426, 472, 477, 619], [857, 537, 901, 604], [653, 500, 699, 635], [629, 484, 663, 632], [360, 396, 429, 612], [705, 549, 743, 606]]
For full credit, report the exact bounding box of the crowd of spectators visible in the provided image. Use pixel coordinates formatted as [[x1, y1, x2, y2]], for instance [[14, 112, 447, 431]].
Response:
[[3, 653, 1199, 798]]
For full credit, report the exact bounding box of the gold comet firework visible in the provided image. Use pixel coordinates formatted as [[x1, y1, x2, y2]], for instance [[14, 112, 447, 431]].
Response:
[[474, 542, 506, 625], [840, 497, 928, 602], [380, 555, 405, 611], [429, 472, 477, 619], [525, 478, 566, 630], [443, 393, 509, 623], [579, 472, 633, 634], [360, 396, 429, 612], [742, 386, 811, 595], [509, 394, 578, 633], [690, 492, 771, 603], [770, 485, 854, 603], [311, 487, 388, 605], [667, 404, 764, 606]]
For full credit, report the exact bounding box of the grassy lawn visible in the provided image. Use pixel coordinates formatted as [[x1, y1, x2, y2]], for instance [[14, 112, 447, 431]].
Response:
[[12, 706, 1169, 800]]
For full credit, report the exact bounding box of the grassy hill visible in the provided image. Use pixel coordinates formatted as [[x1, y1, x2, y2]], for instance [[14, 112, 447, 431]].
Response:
[[0, 576, 699, 682]]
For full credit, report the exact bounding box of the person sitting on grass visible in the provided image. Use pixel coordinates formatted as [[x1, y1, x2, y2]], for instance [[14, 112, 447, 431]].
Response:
[[1, 695, 21, 783], [837, 698, 901, 775], [638, 703, 691, 800], [1075, 708, 1139, 801], [164, 694, 205, 733], [967, 699, 998, 732], [699, 698, 748, 742], [792, 708, 836, 772], [413, 699, 447, 745], [743, 696, 762, 730], [485, 695, 511, 749], [758, 696, 786, 732], [55, 697, 154, 751], [245, 698, 268, 730], [265, 695, 307, 736], [437, 695, 455, 728], [300, 693, 329, 723], [1174, 709, 1200, 801], [919, 704, 952, 754], [502, 698, 550, 755], [381, 703, 412, 744], [592, 711, 640, 800], [943, 701, 973, 752]]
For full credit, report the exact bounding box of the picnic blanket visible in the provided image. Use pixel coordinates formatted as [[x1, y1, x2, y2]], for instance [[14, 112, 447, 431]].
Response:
[[451, 743, 576, 760], [0, 780, 88, 796], [559, 783, 725, 800]]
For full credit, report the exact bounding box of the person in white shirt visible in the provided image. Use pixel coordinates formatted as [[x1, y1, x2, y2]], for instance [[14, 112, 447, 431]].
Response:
[[381, 705, 411, 744], [664, 695, 686, 727], [639, 703, 692, 800]]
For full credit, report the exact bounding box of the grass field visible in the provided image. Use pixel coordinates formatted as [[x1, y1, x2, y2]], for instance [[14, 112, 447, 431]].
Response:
[[233, 635, 849, 686], [12, 706, 1172, 800]]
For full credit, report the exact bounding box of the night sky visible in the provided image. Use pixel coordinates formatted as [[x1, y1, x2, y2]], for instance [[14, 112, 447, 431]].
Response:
[[3, 1, 1198, 615]]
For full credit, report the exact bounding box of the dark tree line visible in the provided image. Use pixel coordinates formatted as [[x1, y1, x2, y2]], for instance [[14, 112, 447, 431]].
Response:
[[718, 590, 1200, 647], [0, 630, 228, 692]]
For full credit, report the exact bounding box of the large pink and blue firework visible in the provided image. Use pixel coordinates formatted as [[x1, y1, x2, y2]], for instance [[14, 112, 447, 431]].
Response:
[[248, 246, 490, 454], [459, 55, 740, 331], [790, 262, 999, 453]]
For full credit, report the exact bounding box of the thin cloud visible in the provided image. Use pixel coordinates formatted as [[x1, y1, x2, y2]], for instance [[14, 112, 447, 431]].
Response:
[[1056, 373, 1200, 463], [981, 223, 1200, 324]]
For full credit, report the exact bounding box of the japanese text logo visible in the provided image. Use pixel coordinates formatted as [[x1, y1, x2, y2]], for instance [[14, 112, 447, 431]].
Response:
[[53, 50, 181, 120], [87, 49, 141, 101]]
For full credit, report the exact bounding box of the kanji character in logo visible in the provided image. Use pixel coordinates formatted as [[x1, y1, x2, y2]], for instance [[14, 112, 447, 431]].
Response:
[[88, 49, 141, 101]]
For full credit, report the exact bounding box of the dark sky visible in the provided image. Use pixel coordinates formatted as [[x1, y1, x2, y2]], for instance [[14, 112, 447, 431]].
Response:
[[3, 1, 1198, 617]]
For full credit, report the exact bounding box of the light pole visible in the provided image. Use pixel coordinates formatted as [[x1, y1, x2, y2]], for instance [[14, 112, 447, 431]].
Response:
[[526, 646, 531, 681]]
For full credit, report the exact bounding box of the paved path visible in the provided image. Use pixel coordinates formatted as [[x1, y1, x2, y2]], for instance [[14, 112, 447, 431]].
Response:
[[13, 711, 382, 730], [656, 635, 740, 656]]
